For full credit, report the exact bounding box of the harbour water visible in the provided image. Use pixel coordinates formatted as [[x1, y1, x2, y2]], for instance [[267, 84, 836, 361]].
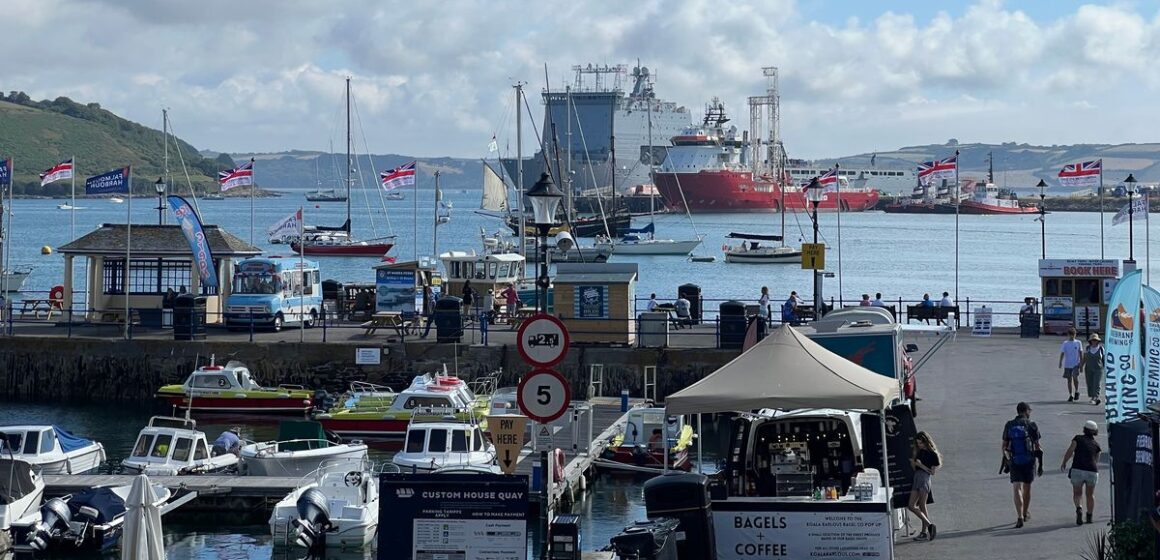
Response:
[[6, 190, 1158, 322]]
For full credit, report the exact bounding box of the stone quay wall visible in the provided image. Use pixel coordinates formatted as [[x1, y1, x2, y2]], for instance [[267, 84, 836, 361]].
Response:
[[0, 338, 739, 405]]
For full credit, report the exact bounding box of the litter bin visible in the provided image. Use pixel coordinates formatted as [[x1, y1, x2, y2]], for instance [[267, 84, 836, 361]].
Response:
[[719, 300, 746, 349], [639, 312, 670, 348], [644, 472, 716, 560], [678, 284, 702, 325], [173, 294, 207, 341], [1020, 313, 1041, 338], [435, 295, 464, 343]]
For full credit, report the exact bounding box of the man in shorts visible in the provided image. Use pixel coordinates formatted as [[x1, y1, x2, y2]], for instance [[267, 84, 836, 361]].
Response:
[[1003, 402, 1042, 528], [1060, 328, 1083, 401]]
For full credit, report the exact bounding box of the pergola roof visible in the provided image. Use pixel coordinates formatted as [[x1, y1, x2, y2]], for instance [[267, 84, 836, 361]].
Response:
[[58, 224, 261, 257]]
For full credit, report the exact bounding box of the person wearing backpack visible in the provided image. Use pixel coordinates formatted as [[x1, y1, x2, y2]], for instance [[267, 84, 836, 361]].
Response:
[[1003, 402, 1042, 528], [1080, 333, 1105, 405]]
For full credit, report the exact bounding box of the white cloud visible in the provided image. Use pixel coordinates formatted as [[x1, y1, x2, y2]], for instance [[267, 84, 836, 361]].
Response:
[[3, 0, 1160, 160]]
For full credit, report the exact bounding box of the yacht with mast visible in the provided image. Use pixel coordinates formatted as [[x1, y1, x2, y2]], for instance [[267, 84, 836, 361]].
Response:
[[292, 78, 396, 257]]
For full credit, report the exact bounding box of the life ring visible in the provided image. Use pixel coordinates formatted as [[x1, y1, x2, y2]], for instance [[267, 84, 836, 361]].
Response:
[[49, 285, 65, 302], [553, 448, 565, 481], [344, 471, 363, 487]]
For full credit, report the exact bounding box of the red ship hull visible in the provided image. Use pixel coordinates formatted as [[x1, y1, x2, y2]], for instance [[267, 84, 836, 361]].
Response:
[[956, 201, 1041, 215], [289, 241, 395, 256], [653, 170, 879, 213]]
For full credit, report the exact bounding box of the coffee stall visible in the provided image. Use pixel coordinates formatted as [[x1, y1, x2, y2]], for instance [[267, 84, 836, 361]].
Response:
[[1038, 259, 1120, 335]]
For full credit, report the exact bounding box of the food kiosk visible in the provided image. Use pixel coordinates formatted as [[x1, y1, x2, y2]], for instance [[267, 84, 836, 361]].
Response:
[[1038, 259, 1120, 335], [665, 325, 904, 560]]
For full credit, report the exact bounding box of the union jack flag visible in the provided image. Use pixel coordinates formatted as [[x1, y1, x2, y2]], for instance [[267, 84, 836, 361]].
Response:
[[917, 154, 957, 186], [1057, 159, 1101, 188], [39, 158, 74, 186], [818, 168, 839, 192], [219, 159, 254, 191], [380, 161, 417, 191]]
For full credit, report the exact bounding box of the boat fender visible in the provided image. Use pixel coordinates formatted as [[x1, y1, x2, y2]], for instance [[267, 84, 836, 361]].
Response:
[[553, 448, 565, 482]]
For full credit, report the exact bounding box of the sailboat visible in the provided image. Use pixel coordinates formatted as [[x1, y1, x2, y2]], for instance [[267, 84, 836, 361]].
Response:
[[723, 232, 801, 263], [292, 78, 396, 257], [604, 99, 701, 256]]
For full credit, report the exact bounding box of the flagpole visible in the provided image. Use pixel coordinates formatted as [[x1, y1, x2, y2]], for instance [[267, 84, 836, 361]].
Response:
[[835, 163, 843, 306], [124, 167, 132, 340], [954, 150, 960, 305], [249, 158, 255, 246], [1099, 164, 1105, 259], [413, 168, 418, 261], [70, 155, 76, 240], [300, 205, 305, 344], [1147, 196, 1151, 285]]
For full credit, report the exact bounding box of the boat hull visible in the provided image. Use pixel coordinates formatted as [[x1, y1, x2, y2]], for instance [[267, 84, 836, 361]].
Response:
[[23, 446, 106, 475], [956, 201, 1041, 215], [1, 270, 29, 292], [157, 393, 313, 414], [597, 446, 690, 474], [654, 170, 879, 213], [609, 239, 702, 255], [315, 418, 410, 439], [289, 241, 395, 257], [241, 445, 369, 477]]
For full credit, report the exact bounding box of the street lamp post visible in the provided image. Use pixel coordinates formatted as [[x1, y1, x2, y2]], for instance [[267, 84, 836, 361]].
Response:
[[1037, 179, 1048, 259], [1126, 174, 1137, 262], [154, 177, 166, 226], [526, 173, 563, 314], [804, 177, 825, 314]]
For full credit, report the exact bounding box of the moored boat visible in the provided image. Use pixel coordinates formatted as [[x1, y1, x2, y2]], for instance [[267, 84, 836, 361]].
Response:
[[0, 459, 44, 531], [269, 460, 380, 550], [315, 372, 494, 439], [240, 421, 368, 477], [304, 188, 347, 202], [155, 358, 313, 414], [1, 265, 31, 292], [391, 410, 496, 473], [0, 426, 106, 475], [596, 408, 694, 474], [723, 233, 802, 264], [121, 416, 239, 476], [11, 480, 171, 555]]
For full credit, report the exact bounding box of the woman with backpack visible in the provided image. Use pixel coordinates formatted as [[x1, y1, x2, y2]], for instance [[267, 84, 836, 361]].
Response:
[[907, 431, 942, 541], [1080, 333, 1104, 405]]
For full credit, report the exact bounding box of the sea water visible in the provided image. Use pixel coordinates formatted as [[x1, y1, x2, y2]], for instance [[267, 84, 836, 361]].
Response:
[[5, 191, 1156, 324]]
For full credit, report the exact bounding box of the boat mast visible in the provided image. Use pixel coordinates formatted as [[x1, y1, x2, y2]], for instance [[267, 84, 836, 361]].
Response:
[[433, 171, 441, 256], [345, 77, 352, 233], [646, 79, 655, 240], [516, 82, 526, 270]]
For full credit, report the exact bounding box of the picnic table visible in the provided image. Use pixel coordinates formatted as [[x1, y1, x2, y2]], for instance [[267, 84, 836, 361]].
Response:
[[19, 299, 60, 320], [362, 311, 413, 337]]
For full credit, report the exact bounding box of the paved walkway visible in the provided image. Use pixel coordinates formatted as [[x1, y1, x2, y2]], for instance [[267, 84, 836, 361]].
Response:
[[895, 332, 1110, 560]]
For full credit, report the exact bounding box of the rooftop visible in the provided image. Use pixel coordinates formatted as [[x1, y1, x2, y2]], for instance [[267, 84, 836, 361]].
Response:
[[58, 224, 262, 257]]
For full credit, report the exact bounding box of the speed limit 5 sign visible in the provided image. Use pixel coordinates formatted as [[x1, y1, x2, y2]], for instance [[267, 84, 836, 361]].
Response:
[[516, 368, 571, 424]]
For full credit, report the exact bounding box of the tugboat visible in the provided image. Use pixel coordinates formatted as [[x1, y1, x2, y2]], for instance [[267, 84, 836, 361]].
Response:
[[155, 358, 313, 414]]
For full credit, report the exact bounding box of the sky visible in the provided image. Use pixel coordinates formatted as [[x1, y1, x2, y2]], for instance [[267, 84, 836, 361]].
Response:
[[5, 0, 1160, 161]]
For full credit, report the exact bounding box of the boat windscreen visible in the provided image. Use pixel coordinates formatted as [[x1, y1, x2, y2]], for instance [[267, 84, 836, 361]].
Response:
[[0, 460, 36, 504]]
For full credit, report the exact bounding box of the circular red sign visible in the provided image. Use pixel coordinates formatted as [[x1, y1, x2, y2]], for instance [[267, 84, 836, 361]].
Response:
[[516, 313, 570, 368], [516, 368, 572, 424]]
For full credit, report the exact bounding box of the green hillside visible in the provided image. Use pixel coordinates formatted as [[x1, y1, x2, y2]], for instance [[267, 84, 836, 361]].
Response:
[[0, 92, 237, 197]]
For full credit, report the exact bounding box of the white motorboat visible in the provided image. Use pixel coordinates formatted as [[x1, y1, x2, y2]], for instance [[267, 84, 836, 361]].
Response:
[[723, 232, 802, 264], [56, 204, 86, 211], [121, 416, 239, 476], [1, 266, 30, 292], [269, 460, 380, 550], [109, 196, 124, 204], [392, 410, 496, 473], [240, 420, 368, 477], [602, 233, 702, 256], [0, 426, 106, 475], [10, 480, 171, 554], [0, 459, 44, 531]]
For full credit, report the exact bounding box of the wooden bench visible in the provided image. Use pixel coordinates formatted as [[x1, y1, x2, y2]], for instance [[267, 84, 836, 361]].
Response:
[[906, 305, 959, 325], [96, 309, 141, 326], [19, 299, 62, 320], [362, 312, 412, 337]]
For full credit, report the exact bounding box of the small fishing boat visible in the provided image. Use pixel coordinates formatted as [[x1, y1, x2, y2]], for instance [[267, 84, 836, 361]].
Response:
[[0, 426, 106, 475], [385, 191, 404, 200], [240, 420, 368, 477], [155, 358, 314, 414], [269, 460, 380, 551], [0, 459, 44, 531], [11, 480, 171, 555], [391, 410, 496, 473], [56, 204, 86, 211], [121, 416, 239, 476], [595, 408, 694, 474], [315, 372, 495, 439], [723, 232, 802, 264], [108, 196, 124, 204], [0, 266, 31, 292]]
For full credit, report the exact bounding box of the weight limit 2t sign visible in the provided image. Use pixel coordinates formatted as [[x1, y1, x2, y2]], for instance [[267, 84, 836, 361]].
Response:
[[516, 314, 570, 367]]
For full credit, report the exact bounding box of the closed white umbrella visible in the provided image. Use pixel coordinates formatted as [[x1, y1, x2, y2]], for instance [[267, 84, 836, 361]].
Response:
[[122, 474, 165, 560]]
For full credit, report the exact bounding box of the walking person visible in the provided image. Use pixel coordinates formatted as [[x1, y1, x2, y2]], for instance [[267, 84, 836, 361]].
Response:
[[1060, 328, 1083, 402], [1080, 333, 1105, 405], [1060, 420, 1102, 526], [908, 432, 942, 541], [1003, 402, 1042, 528]]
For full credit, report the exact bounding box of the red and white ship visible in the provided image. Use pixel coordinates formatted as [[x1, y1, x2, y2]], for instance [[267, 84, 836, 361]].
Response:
[[652, 94, 879, 213]]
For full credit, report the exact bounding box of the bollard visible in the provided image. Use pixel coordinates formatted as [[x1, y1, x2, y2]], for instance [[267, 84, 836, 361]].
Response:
[[620, 389, 629, 412]]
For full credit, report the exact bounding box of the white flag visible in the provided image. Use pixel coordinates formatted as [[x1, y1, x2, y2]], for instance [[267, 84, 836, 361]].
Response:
[[1112, 196, 1149, 226], [267, 208, 303, 242], [487, 135, 498, 153]]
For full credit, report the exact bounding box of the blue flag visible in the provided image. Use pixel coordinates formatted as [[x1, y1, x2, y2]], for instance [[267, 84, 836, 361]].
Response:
[[0, 158, 10, 186], [167, 195, 218, 289], [85, 166, 130, 195]]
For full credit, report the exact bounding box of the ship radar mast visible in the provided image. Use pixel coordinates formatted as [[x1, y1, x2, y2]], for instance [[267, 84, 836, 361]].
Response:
[[748, 66, 783, 180], [571, 63, 627, 92]]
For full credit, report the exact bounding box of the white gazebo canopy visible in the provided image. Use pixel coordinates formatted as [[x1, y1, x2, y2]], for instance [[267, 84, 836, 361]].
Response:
[[665, 324, 901, 415]]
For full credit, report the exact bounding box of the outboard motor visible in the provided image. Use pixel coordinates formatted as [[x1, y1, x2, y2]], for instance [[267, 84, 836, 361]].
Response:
[[292, 487, 331, 554], [27, 497, 73, 551], [312, 390, 335, 413]]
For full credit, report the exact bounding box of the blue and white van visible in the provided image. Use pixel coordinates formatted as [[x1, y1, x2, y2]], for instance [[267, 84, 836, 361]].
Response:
[[225, 256, 322, 331]]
